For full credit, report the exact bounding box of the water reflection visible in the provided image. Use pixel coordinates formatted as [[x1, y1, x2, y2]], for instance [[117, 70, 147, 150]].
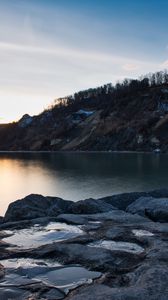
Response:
[[0, 152, 168, 216]]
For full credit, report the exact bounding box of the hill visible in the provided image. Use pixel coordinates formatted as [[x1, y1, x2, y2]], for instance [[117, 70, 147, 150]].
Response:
[[0, 70, 168, 152]]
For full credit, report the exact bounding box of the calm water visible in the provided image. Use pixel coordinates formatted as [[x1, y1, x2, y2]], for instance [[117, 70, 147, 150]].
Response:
[[0, 152, 168, 216]]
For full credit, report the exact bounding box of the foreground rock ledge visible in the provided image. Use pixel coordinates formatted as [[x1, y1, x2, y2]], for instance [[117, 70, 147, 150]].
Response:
[[0, 189, 168, 300]]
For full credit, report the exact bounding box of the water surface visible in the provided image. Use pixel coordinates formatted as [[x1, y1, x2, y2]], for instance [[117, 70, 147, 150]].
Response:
[[3, 222, 83, 249], [0, 152, 168, 216]]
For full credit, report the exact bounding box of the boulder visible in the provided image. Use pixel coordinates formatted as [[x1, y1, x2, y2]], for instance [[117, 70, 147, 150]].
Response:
[[4, 194, 73, 222], [126, 196, 168, 222], [100, 189, 168, 211]]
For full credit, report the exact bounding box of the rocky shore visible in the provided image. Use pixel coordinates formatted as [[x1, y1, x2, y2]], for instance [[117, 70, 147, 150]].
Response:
[[0, 190, 168, 299]]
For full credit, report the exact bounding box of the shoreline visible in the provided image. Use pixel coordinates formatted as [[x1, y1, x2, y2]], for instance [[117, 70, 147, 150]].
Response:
[[0, 149, 165, 154], [0, 189, 168, 299]]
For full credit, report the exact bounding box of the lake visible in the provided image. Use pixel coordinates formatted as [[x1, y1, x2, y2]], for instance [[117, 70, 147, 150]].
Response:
[[0, 152, 168, 216]]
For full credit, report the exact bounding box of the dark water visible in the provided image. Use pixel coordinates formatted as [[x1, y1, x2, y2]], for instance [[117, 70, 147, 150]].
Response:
[[0, 152, 168, 216]]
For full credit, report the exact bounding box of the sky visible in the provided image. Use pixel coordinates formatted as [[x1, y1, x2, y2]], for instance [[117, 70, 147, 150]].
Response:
[[0, 0, 168, 123]]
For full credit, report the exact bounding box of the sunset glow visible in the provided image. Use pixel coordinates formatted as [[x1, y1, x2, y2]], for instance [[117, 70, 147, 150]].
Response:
[[0, 0, 168, 122]]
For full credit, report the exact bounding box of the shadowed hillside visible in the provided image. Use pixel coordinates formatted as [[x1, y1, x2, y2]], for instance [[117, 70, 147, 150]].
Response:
[[0, 70, 168, 152]]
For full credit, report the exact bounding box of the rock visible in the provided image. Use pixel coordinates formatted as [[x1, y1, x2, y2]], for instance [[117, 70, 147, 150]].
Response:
[[89, 240, 144, 254], [126, 197, 168, 222], [30, 243, 116, 271], [40, 288, 65, 299], [57, 210, 149, 227], [87, 210, 150, 224], [3, 222, 84, 249], [65, 264, 168, 300], [150, 136, 160, 145], [18, 114, 33, 128], [50, 139, 62, 146], [68, 198, 117, 214], [0, 264, 5, 279], [4, 189, 168, 223], [0, 190, 168, 300], [4, 194, 73, 222], [56, 214, 87, 225], [65, 284, 116, 300], [0, 287, 31, 300], [137, 134, 143, 144], [100, 188, 168, 211]]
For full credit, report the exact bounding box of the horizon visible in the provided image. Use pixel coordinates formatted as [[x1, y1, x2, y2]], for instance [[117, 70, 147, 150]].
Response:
[[0, 0, 168, 123]]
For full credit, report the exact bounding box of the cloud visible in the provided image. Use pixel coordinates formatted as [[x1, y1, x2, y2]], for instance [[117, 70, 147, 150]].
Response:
[[122, 63, 140, 71], [161, 60, 168, 68], [0, 41, 158, 69]]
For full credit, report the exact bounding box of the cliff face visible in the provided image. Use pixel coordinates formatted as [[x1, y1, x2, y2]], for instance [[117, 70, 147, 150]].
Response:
[[0, 84, 168, 152]]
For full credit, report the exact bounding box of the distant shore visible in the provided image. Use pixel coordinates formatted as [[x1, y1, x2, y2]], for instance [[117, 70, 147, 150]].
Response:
[[0, 150, 164, 154]]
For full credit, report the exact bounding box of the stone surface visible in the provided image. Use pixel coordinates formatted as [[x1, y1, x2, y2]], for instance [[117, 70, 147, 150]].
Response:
[[127, 196, 168, 222], [100, 188, 168, 210], [68, 198, 117, 214], [0, 264, 5, 279], [3, 189, 168, 223], [4, 194, 73, 222], [0, 190, 168, 299]]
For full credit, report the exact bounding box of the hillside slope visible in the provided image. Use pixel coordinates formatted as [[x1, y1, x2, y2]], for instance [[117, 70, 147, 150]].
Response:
[[0, 71, 168, 152]]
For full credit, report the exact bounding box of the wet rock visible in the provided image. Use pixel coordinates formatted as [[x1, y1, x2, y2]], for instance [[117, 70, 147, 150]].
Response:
[[132, 229, 154, 237], [0, 262, 99, 299], [30, 243, 115, 271], [65, 264, 168, 300], [89, 240, 144, 254], [3, 222, 84, 249], [127, 196, 168, 222], [34, 266, 101, 294], [0, 217, 60, 230], [0, 280, 65, 300], [0, 190, 168, 299], [29, 241, 145, 274]]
